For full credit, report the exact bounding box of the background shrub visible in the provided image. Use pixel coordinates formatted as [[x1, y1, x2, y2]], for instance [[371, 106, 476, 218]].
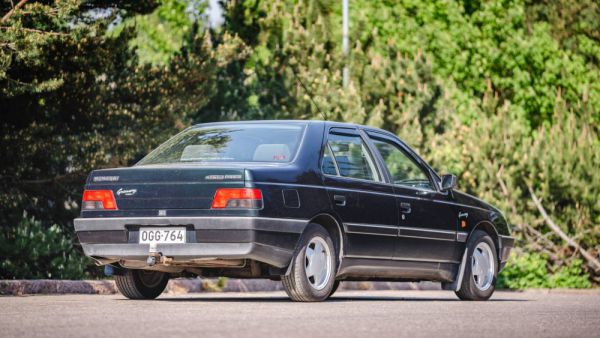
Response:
[[1, 0, 598, 285], [498, 253, 592, 289], [0, 214, 90, 279]]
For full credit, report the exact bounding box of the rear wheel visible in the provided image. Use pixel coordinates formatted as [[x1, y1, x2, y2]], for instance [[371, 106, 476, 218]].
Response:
[[114, 269, 169, 299], [282, 224, 337, 302], [328, 280, 341, 299], [455, 230, 498, 301]]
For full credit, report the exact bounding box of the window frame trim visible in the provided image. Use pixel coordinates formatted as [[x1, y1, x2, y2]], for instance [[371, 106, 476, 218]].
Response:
[[320, 127, 386, 184], [322, 142, 341, 176], [364, 130, 441, 193]]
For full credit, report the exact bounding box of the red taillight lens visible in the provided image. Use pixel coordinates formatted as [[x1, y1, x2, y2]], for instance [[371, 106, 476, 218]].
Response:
[[82, 190, 118, 210], [211, 188, 263, 209]]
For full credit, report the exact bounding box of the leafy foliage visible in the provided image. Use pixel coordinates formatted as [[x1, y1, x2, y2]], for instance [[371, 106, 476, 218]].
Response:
[[498, 253, 591, 289], [0, 0, 598, 286], [0, 0, 245, 278], [0, 214, 91, 279], [210, 0, 600, 286], [112, 0, 207, 64]]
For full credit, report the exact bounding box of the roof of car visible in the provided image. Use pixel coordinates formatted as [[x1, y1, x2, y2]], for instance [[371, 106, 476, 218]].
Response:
[[188, 119, 436, 179], [191, 120, 395, 137]]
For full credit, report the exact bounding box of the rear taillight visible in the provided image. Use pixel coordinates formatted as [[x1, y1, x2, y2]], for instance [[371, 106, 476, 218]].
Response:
[[211, 188, 263, 209], [82, 190, 118, 210]]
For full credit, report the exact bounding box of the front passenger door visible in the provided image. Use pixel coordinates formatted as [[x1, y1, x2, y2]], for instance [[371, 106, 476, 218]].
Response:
[[367, 133, 460, 263]]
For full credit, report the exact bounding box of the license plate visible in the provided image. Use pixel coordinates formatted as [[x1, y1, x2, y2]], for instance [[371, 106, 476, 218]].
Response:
[[139, 227, 186, 244]]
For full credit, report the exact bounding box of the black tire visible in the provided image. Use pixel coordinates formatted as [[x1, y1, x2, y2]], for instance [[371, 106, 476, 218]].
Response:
[[282, 223, 337, 302], [455, 230, 498, 301], [114, 269, 169, 300], [328, 280, 341, 299]]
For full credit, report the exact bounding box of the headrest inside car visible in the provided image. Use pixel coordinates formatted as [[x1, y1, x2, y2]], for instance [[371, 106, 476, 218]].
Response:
[[253, 144, 291, 162]]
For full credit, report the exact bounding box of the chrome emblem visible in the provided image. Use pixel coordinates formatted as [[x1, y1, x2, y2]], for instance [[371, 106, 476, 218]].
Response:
[[93, 175, 119, 182], [116, 188, 137, 196]]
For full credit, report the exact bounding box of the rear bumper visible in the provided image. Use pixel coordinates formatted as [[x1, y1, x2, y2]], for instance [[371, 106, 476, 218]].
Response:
[[74, 216, 308, 268]]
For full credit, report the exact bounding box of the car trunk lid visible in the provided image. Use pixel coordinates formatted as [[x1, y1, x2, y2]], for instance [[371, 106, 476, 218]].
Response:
[[86, 166, 246, 210]]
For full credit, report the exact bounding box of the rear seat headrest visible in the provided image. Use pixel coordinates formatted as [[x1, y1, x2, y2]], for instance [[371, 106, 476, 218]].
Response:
[[253, 144, 291, 162]]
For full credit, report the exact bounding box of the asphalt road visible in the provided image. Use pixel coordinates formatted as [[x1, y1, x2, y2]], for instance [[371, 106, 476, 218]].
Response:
[[1, 290, 599, 337]]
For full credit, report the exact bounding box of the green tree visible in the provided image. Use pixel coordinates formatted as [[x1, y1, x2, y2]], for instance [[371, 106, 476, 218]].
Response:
[[0, 0, 245, 278], [112, 0, 207, 65], [209, 0, 600, 285]]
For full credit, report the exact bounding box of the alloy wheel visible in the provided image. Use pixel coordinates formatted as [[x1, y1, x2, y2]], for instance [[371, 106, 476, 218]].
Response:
[[304, 237, 333, 290], [471, 242, 495, 291]]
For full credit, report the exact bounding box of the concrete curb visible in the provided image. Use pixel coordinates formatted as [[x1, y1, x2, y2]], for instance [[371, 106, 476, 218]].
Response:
[[0, 279, 441, 296], [0, 280, 118, 296]]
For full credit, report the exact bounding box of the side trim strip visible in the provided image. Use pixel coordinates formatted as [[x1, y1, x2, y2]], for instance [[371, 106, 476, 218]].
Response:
[[397, 225, 456, 235], [344, 223, 398, 237], [345, 254, 460, 264], [397, 233, 455, 242], [344, 222, 459, 241]]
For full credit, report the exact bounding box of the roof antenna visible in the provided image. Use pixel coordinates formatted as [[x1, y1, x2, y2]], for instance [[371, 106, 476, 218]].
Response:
[[289, 66, 329, 121]]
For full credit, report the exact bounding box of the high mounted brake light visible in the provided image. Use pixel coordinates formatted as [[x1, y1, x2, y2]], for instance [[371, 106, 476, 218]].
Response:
[[211, 188, 263, 209], [82, 190, 118, 210]]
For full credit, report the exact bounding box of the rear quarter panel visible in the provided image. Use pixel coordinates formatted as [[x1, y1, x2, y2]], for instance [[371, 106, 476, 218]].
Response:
[[252, 122, 332, 220]]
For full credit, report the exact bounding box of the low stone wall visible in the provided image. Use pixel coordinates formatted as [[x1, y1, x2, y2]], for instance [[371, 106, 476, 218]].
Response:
[[0, 280, 118, 296], [0, 279, 441, 296]]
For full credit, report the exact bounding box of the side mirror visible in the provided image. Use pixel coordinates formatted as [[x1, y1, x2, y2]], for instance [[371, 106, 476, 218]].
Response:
[[441, 174, 457, 191]]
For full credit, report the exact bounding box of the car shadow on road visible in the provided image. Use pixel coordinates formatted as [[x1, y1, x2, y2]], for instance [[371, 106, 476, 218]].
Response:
[[329, 296, 528, 302], [149, 295, 529, 303]]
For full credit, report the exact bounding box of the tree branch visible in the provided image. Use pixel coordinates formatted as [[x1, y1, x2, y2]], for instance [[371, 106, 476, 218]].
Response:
[[0, 26, 67, 36], [1, 0, 28, 24], [528, 185, 600, 273], [496, 165, 560, 252]]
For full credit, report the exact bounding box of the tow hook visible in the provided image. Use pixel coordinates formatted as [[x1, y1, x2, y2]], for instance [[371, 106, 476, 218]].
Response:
[[146, 253, 173, 266], [146, 255, 158, 266], [147, 243, 161, 266]]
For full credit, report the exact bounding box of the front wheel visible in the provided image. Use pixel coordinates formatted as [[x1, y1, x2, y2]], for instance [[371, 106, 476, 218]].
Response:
[[114, 269, 169, 299], [455, 230, 498, 301], [282, 224, 337, 302]]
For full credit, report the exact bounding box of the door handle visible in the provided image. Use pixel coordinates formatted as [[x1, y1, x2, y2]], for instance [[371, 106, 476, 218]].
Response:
[[333, 194, 347, 207], [400, 202, 411, 214]]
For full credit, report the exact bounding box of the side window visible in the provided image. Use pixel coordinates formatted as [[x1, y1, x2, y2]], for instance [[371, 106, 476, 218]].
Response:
[[371, 138, 433, 190], [325, 133, 381, 182]]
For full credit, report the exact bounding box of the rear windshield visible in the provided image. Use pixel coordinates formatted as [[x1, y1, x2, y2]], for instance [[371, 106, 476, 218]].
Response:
[[137, 124, 306, 165]]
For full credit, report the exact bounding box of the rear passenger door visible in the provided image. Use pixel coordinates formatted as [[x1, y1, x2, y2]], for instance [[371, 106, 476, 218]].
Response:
[[366, 132, 460, 264], [321, 127, 398, 260]]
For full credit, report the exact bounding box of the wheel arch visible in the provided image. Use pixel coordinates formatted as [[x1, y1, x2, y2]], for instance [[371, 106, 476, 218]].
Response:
[[308, 213, 345, 273], [470, 220, 501, 265]]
